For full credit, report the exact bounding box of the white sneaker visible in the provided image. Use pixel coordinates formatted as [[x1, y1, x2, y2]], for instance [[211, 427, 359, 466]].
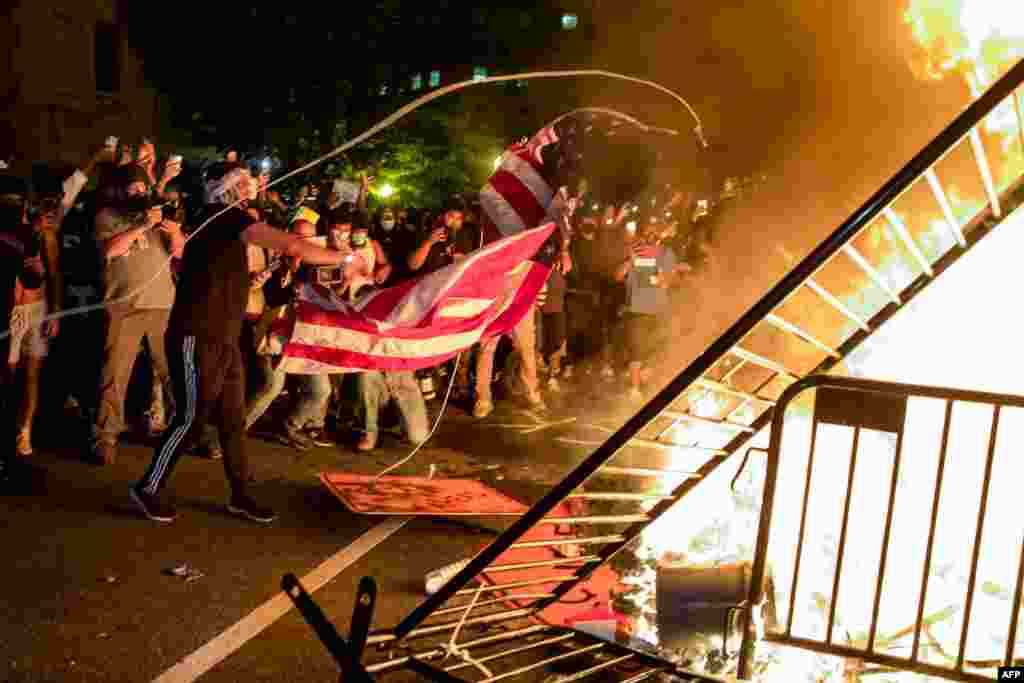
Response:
[[473, 399, 494, 418], [425, 558, 472, 595]]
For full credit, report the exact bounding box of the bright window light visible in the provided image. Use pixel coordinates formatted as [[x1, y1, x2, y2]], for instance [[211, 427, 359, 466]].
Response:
[[561, 13, 578, 30], [473, 66, 488, 81], [411, 73, 423, 91], [429, 70, 441, 87]]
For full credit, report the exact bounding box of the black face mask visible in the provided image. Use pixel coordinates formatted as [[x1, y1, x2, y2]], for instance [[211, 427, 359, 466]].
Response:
[[124, 194, 152, 214], [0, 204, 24, 229]]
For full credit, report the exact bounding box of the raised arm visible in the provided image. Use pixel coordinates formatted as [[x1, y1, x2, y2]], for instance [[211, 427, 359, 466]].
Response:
[[241, 222, 349, 266]]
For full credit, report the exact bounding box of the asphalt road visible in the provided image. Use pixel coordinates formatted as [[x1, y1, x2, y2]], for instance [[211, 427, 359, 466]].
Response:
[[2, 377, 647, 683]]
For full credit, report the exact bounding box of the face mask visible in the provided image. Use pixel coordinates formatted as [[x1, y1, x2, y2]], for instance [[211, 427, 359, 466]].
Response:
[[381, 219, 396, 231], [124, 195, 151, 214], [0, 204, 23, 228], [350, 233, 368, 247]]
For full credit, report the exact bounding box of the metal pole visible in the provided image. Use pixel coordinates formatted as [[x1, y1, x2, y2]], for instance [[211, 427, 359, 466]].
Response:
[[805, 278, 871, 332], [1005, 527, 1024, 667], [883, 207, 934, 276], [866, 423, 905, 652], [443, 633, 576, 672], [956, 406, 1001, 670], [968, 127, 1002, 218], [842, 244, 901, 304], [765, 313, 840, 358], [477, 642, 605, 682], [925, 168, 967, 247], [786, 417, 821, 636], [736, 381, 806, 679], [364, 625, 553, 673], [731, 346, 800, 379], [911, 400, 953, 662], [826, 426, 861, 644]]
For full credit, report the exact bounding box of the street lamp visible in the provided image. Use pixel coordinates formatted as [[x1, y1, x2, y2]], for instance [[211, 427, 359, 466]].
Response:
[[377, 183, 395, 199]]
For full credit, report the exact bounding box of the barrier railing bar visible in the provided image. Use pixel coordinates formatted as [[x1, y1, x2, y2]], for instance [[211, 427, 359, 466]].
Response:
[[883, 207, 935, 276], [363, 625, 553, 673], [443, 633, 576, 672], [826, 425, 862, 644], [1005, 527, 1024, 667], [867, 424, 906, 652], [842, 244, 901, 304], [956, 405, 1001, 671], [477, 642, 605, 682], [552, 653, 636, 683], [912, 400, 953, 663], [731, 345, 800, 379], [925, 168, 967, 246], [968, 127, 1002, 218], [786, 417, 820, 637], [765, 313, 840, 358], [767, 634, 994, 683], [805, 278, 871, 332]]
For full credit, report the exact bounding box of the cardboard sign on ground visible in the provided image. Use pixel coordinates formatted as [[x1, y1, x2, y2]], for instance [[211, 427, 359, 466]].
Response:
[[320, 472, 528, 516]]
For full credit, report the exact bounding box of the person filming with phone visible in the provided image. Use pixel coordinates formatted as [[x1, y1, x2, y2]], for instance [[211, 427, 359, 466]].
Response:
[[406, 196, 477, 276]]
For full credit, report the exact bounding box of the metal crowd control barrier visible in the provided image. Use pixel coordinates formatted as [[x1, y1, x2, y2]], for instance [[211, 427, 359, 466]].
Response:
[[738, 375, 1024, 682], [351, 59, 1024, 681]]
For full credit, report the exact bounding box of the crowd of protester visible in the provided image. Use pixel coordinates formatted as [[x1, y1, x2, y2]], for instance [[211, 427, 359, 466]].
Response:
[[0, 138, 713, 518]]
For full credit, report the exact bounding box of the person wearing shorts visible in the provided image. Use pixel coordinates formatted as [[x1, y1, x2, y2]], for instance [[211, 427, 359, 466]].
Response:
[[614, 215, 682, 402]]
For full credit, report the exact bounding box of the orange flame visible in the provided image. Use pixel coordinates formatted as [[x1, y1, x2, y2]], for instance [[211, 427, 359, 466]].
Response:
[[905, 0, 1024, 87]]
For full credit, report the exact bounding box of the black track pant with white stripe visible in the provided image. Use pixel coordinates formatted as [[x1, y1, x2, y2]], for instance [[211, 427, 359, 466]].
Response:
[[138, 333, 248, 498]]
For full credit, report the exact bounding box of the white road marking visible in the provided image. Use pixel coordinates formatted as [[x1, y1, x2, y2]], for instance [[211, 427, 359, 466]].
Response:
[[152, 516, 410, 683]]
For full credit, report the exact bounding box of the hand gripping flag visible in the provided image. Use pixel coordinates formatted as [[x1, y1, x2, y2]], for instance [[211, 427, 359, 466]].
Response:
[[275, 110, 665, 374]]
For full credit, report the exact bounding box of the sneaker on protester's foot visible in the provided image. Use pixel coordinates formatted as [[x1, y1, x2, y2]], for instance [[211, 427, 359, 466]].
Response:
[[305, 428, 335, 448], [277, 426, 314, 451], [472, 398, 494, 419], [93, 442, 117, 466], [356, 431, 378, 452], [129, 485, 177, 523], [201, 444, 224, 460], [227, 495, 277, 524], [15, 429, 33, 457], [525, 390, 547, 411]]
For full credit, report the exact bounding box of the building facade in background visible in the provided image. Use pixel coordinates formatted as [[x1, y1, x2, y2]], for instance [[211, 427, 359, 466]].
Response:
[[0, 0, 156, 169]]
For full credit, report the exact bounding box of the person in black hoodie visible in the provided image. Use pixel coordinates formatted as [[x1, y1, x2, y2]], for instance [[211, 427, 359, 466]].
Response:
[[131, 162, 357, 524], [0, 175, 46, 491]]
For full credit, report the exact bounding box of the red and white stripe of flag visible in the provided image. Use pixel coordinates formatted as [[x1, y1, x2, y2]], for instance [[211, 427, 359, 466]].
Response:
[[276, 224, 555, 374]]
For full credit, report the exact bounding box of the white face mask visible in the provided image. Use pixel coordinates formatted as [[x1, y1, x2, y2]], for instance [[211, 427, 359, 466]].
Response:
[[381, 219, 396, 231]]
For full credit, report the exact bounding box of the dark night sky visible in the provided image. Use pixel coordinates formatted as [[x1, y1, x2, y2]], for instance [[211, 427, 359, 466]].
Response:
[[125, 0, 976, 206]]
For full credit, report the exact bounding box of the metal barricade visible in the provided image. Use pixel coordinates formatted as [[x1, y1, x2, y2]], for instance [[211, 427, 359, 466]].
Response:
[[739, 375, 1024, 682]]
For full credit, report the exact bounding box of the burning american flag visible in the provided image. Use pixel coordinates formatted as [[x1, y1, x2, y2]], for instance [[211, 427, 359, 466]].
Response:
[[275, 110, 664, 374]]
